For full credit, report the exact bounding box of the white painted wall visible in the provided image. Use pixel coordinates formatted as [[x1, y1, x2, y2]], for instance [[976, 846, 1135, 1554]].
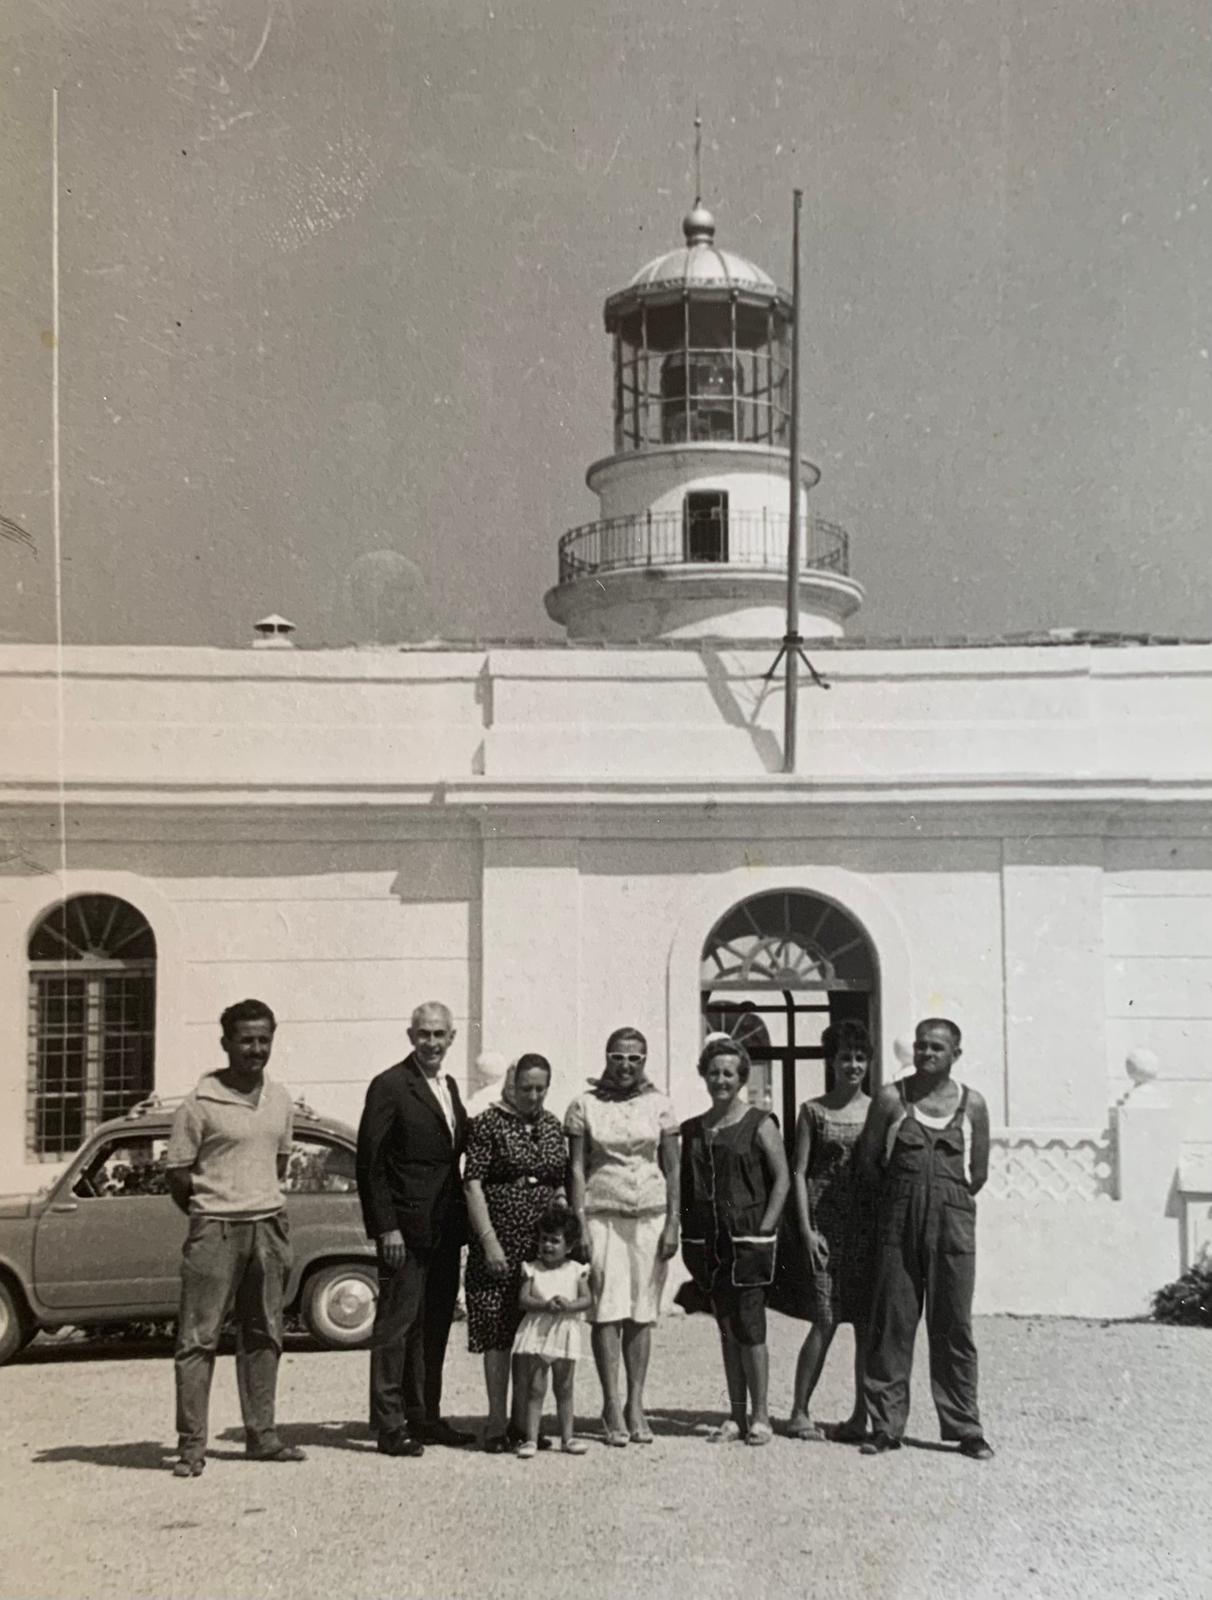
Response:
[[1103, 838, 1212, 1109], [0, 834, 481, 1189], [542, 569, 860, 643], [0, 637, 1207, 1315], [4, 641, 1210, 790], [586, 443, 810, 522]]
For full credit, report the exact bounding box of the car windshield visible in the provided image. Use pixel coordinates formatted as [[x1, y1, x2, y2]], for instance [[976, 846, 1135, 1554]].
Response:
[[282, 1135, 357, 1193]]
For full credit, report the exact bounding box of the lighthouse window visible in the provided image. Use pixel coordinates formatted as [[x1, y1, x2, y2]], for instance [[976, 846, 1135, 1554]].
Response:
[[609, 294, 792, 452], [688, 300, 731, 348], [683, 491, 729, 563], [660, 353, 742, 444]]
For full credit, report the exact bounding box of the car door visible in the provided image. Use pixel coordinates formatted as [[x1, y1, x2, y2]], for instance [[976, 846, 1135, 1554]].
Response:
[[33, 1130, 183, 1312]]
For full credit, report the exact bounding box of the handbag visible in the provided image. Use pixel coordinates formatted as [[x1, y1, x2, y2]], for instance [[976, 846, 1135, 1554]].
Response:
[[729, 1233, 778, 1288]]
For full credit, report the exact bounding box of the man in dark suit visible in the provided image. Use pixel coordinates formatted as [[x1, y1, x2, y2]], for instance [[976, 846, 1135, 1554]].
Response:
[[356, 1000, 475, 1455]]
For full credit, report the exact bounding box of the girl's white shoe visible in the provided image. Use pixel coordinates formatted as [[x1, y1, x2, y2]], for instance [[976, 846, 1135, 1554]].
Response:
[[561, 1438, 589, 1455]]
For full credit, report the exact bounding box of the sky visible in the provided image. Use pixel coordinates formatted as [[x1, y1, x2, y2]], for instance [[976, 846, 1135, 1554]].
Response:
[[2, 0, 1210, 647]]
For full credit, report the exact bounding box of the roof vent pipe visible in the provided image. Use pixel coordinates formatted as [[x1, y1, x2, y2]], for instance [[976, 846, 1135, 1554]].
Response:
[[252, 614, 296, 649]]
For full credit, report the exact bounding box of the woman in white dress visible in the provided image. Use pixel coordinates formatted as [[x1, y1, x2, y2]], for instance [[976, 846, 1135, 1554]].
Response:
[[566, 1027, 680, 1447]]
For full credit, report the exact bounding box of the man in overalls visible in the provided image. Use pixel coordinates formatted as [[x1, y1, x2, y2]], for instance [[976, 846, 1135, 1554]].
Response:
[[857, 1017, 995, 1459]]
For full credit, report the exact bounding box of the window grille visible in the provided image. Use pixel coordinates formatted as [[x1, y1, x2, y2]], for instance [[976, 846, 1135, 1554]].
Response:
[[27, 896, 156, 1159]]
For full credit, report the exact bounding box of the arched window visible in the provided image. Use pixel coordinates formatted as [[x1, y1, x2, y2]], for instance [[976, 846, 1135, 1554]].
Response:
[[27, 896, 156, 1158]]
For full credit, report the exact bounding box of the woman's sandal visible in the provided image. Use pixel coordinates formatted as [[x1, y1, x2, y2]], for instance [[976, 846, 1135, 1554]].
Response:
[[600, 1414, 630, 1447], [705, 1419, 745, 1444], [786, 1417, 827, 1442], [746, 1421, 774, 1448]]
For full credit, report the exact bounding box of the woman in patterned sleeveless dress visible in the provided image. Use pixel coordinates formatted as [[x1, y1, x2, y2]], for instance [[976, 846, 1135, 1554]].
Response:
[[784, 1019, 876, 1442]]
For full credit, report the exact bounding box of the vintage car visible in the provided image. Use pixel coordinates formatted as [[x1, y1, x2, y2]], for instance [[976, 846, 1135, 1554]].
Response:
[[0, 1096, 379, 1364]]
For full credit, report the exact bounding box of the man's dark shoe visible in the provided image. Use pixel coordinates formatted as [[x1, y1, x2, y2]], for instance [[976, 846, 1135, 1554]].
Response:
[[859, 1432, 901, 1456], [414, 1419, 476, 1448], [246, 1442, 306, 1462], [959, 1435, 995, 1460], [377, 1432, 425, 1458]]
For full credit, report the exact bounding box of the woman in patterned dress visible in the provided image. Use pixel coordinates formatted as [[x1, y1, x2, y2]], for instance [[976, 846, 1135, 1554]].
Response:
[[784, 1019, 876, 1442], [464, 1055, 568, 1452]]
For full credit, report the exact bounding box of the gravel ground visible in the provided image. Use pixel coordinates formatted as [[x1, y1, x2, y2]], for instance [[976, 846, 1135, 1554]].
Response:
[[0, 1314, 1207, 1600]]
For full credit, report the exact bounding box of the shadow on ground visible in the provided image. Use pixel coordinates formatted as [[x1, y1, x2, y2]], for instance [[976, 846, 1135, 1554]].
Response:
[[215, 1421, 378, 1455], [645, 1407, 737, 1438], [32, 1439, 173, 1471], [17, 1337, 173, 1366], [14, 1332, 338, 1365], [229, 1413, 743, 1451]]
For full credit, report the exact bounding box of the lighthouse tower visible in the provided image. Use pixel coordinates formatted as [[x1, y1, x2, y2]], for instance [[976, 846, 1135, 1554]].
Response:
[[544, 203, 864, 641]]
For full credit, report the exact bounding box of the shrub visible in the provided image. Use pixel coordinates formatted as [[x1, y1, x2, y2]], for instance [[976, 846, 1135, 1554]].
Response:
[[1152, 1257, 1212, 1326]]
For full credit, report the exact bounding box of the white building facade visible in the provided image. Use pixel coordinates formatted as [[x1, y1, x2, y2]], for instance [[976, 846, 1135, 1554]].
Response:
[[1, 208, 1208, 1319]]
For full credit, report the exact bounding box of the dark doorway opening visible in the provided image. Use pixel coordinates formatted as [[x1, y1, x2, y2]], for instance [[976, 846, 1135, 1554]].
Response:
[[703, 993, 873, 1156], [700, 890, 878, 1158], [683, 490, 729, 562]]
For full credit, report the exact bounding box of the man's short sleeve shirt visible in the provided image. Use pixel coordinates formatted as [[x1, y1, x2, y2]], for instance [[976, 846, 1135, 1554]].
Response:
[[166, 1074, 294, 1217]]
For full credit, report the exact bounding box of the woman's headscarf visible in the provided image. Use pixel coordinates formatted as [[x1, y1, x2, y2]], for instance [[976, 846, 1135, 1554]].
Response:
[[497, 1053, 553, 1119], [495, 1060, 521, 1115], [588, 1027, 653, 1102]]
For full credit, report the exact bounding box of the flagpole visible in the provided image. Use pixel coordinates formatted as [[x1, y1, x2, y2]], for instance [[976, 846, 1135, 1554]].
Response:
[[783, 188, 803, 774], [52, 86, 69, 890]]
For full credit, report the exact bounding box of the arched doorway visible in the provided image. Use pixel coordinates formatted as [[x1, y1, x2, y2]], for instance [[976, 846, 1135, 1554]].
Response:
[[700, 889, 878, 1150]]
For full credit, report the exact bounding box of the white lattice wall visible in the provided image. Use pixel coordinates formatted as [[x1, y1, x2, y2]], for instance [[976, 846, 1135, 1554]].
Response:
[[986, 1129, 1115, 1203]]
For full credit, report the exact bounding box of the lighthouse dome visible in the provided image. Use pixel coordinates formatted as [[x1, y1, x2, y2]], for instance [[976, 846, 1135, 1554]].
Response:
[[622, 206, 779, 298]]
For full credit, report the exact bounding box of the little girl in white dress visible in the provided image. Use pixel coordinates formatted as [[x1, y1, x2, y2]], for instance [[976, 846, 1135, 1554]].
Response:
[[512, 1205, 593, 1457]]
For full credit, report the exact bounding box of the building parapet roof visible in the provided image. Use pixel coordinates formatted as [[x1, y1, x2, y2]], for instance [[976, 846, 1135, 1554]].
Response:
[[381, 630, 1212, 653]]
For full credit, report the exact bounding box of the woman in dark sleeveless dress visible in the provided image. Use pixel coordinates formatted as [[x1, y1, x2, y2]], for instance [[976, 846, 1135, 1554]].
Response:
[[679, 1037, 790, 1446], [781, 1020, 876, 1442]]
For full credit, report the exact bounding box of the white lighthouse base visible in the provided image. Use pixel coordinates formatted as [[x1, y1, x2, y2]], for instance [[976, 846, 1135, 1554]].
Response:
[[543, 566, 865, 642]]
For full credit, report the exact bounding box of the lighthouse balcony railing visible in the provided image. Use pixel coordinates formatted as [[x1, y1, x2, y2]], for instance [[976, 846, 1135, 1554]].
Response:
[[557, 510, 849, 584]]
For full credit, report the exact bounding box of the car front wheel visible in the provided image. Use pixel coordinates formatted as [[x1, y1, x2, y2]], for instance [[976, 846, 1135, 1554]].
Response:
[[0, 1279, 34, 1366], [301, 1263, 378, 1349]]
